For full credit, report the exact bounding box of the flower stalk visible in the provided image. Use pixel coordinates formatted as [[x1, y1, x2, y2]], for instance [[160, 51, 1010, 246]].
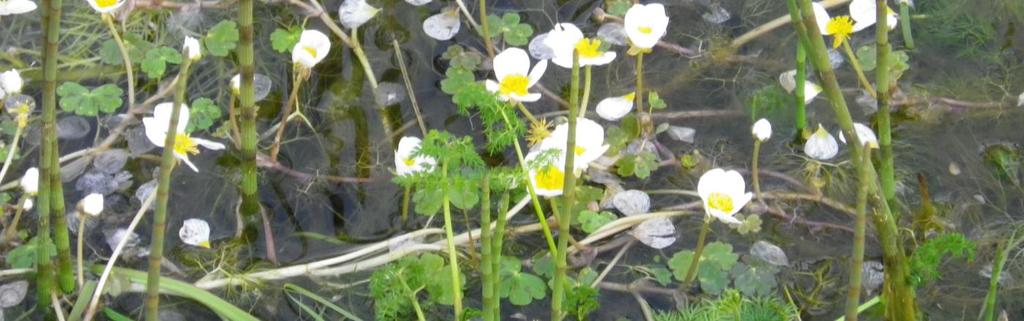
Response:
[[102, 14, 135, 109], [145, 50, 193, 321], [752, 140, 764, 201], [840, 41, 877, 98], [683, 217, 711, 284], [551, 51, 580, 321], [898, 2, 914, 49], [501, 106, 557, 254], [440, 159, 463, 320]]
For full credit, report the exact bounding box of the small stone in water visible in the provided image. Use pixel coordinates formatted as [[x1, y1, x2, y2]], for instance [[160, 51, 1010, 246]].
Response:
[[374, 82, 407, 107], [93, 149, 130, 174], [827, 48, 845, 69], [57, 116, 91, 139], [61, 155, 91, 183], [0, 280, 28, 308], [666, 126, 696, 144], [422, 9, 461, 41], [596, 23, 627, 46], [127, 126, 155, 155], [76, 170, 132, 195], [948, 162, 961, 176], [701, 3, 731, 24], [631, 217, 676, 249], [612, 189, 651, 215], [105, 228, 141, 251], [862, 261, 885, 294], [750, 240, 789, 267], [528, 32, 555, 60]]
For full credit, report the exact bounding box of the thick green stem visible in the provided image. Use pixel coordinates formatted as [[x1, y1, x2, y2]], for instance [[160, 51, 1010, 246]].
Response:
[[841, 41, 877, 98], [145, 55, 192, 321], [238, 0, 260, 222], [35, 0, 62, 306], [51, 112, 73, 294], [752, 140, 763, 202], [552, 52, 580, 321], [845, 147, 872, 321], [898, 2, 915, 49], [441, 160, 463, 320], [491, 190, 510, 320], [683, 218, 712, 284], [795, 41, 807, 134], [789, 0, 917, 318], [480, 174, 495, 321], [983, 231, 1021, 321], [875, 0, 896, 208]]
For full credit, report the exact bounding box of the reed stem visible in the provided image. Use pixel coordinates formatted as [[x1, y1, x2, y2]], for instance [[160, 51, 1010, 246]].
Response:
[[480, 174, 495, 321], [238, 0, 261, 221], [683, 217, 711, 284], [440, 159, 463, 320], [795, 41, 808, 135], [36, 0, 63, 305], [551, 52, 580, 321], [845, 146, 871, 321], [898, 2, 914, 49], [490, 190, 510, 319], [875, 0, 896, 209], [145, 52, 192, 321]]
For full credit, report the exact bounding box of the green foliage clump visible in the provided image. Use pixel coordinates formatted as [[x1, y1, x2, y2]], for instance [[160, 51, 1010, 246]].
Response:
[[654, 290, 799, 321], [909, 233, 975, 286], [141, 46, 183, 79], [497, 256, 546, 306], [669, 242, 739, 295], [57, 82, 124, 116], [186, 97, 223, 132], [370, 253, 461, 320], [398, 130, 486, 216], [204, 20, 240, 57], [270, 27, 302, 53], [440, 45, 524, 153], [578, 210, 616, 233], [485, 13, 534, 46], [6, 237, 56, 269], [616, 151, 658, 179]]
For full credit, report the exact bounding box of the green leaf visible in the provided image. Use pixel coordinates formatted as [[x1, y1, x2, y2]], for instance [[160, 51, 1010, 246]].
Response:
[[498, 256, 546, 306], [270, 27, 302, 53], [648, 92, 667, 110], [205, 20, 239, 57], [730, 263, 778, 296], [703, 242, 739, 269], [697, 264, 730, 295], [856, 45, 878, 71], [616, 151, 658, 178], [140, 46, 183, 79], [57, 82, 124, 116], [427, 264, 464, 305], [7, 237, 56, 269], [578, 210, 616, 233], [649, 266, 673, 286], [103, 308, 136, 321], [441, 67, 476, 95], [608, 0, 631, 16], [186, 97, 222, 133], [486, 13, 534, 46], [443, 45, 483, 70], [99, 34, 151, 66], [448, 177, 480, 210], [413, 187, 444, 216]]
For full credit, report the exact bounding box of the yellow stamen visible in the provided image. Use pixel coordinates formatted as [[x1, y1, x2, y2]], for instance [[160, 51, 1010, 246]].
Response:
[[707, 192, 734, 213], [826, 16, 854, 48], [304, 46, 318, 59], [403, 158, 416, 166], [95, 0, 117, 8], [173, 133, 200, 156], [638, 26, 653, 34], [535, 165, 564, 191], [574, 38, 604, 59], [574, 146, 585, 156], [498, 74, 530, 97], [527, 119, 551, 146]]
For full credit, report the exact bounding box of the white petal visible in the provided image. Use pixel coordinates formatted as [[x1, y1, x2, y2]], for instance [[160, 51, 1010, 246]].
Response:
[[581, 52, 617, 66], [192, 137, 226, 150], [142, 117, 167, 148], [624, 3, 669, 49], [752, 118, 772, 141], [179, 218, 211, 247], [804, 83, 823, 103], [595, 94, 635, 121], [177, 153, 199, 172], [804, 124, 839, 160], [183, 36, 202, 61], [292, 30, 331, 68], [720, 169, 747, 196], [544, 23, 584, 68], [778, 69, 797, 93], [811, 2, 831, 35], [422, 9, 461, 41], [3, 0, 37, 14], [729, 192, 754, 216], [81, 193, 105, 216], [697, 168, 726, 199], [20, 167, 38, 194], [87, 0, 124, 13], [338, 0, 380, 29], [493, 47, 531, 82], [527, 58, 548, 87], [709, 210, 742, 225], [1, 70, 23, 94], [519, 93, 542, 102], [484, 80, 500, 93]]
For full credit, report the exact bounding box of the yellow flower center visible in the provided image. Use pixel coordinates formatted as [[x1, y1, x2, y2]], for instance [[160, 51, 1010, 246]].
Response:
[[498, 74, 530, 97], [638, 26, 653, 34], [95, 0, 117, 8], [574, 38, 604, 59], [304, 46, 318, 59], [403, 158, 415, 166], [574, 146, 585, 156], [707, 192, 734, 213], [534, 165, 565, 191], [173, 133, 200, 156], [623, 92, 636, 101], [14, 103, 30, 128], [826, 16, 854, 48]]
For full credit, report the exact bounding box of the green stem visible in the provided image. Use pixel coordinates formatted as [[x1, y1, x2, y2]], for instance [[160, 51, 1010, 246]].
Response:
[[3, 195, 28, 243], [478, 0, 496, 58], [0, 125, 24, 185], [51, 112, 73, 294], [441, 160, 463, 320], [401, 185, 411, 225], [102, 14, 135, 109], [634, 52, 645, 114], [841, 41, 877, 98], [238, 0, 260, 225], [875, 0, 896, 209], [752, 140, 763, 202], [491, 190, 510, 320], [515, 102, 540, 125], [270, 68, 307, 162], [899, 2, 915, 49], [552, 51, 580, 321], [579, 65, 592, 117], [36, 0, 63, 306], [145, 53, 192, 321], [834, 296, 882, 321], [502, 108, 557, 254], [795, 41, 807, 134], [845, 146, 871, 321], [77, 215, 87, 288], [480, 174, 494, 321], [983, 230, 1021, 321], [683, 217, 712, 284], [399, 277, 427, 321]]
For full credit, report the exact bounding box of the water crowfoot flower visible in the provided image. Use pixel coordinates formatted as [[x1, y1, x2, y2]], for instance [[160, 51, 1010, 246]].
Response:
[[849, 0, 898, 32], [539, 117, 609, 171], [697, 168, 753, 225], [484, 47, 547, 102], [624, 3, 669, 50], [338, 0, 380, 29], [86, 0, 124, 13], [826, 16, 855, 48], [1, 70, 23, 94], [394, 136, 437, 176], [838, 122, 879, 148], [525, 148, 567, 197], [143, 103, 226, 172], [182, 36, 202, 62], [752, 118, 772, 142], [179, 218, 211, 248], [79, 193, 104, 217], [595, 92, 635, 121], [543, 23, 617, 68], [804, 124, 839, 160], [0, 0, 36, 15], [292, 30, 331, 69]]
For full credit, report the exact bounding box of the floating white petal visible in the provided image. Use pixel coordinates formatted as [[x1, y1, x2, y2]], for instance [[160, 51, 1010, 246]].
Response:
[[779, 69, 822, 104], [752, 118, 772, 142], [595, 93, 635, 121], [697, 168, 752, 225], [422, 8, 461, 41], [630, 217, 676, 249], [804, 124, 839, 160], [395, 136, 437, 176], [338, 0, 380, 29], [20, 167, 38, 194], [849, 0, 898, 32], [624, 3, 669, 49], [179, 218, 211, 248], [838, 122, 879, 148], [612, 189, 651, 215], [0, 0, 37, 15]]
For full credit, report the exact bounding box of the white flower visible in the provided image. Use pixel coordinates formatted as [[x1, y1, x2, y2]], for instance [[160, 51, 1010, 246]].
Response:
[[624, 3, 669, 49], [80, 193, 104, 216], [142, 103, 226, 172], [849, 0, 898, 32], [752, 118, 772, 142], [20, 167, 38, 194], [182, 36, 202, 61], [543, 23, 617, 68], [22, 198, 33, 210], [804, 124, 839, 160], [86, 0, 124, 13], [595, 92, 635, 121], [525, 147, 567, 197], [179, 218, 211, 249], [1, 69, 23, 94], [811, 2, 831, 35], [395, 136, 437, 176], [291, 30, 332, 69], [697, 168, 752, 225], [484, 47, 548, 102], [230, 74, 241, 94], [338, 0, 380, 29], [778, 69, 822, 104], [838, 122, 879, 148], [0, 0, 36, 16], [539, 117, 609, 171], [405, 0, 430, 5], [422, 7, 461, 41]]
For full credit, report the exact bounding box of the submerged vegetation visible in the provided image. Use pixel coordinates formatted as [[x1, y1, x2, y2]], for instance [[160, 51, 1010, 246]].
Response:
[[0, 0, 1021, 320]]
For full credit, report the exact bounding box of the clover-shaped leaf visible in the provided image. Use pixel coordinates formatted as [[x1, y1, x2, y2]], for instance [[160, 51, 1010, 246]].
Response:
[[413, 185, 444, 216], [100, 33, 151, 66], [731, 262, 778, 296], [57, 82, 124, 116], [441, 67, 476, 95], [486, 13, 533, 46], [448, 176, 480, 210], [703, 242, 740, 269], [140, 46, 182, 79], [442, 45, 483, 70], [498, 256, 547, 306], [186, 97, 222, 133], [270, 27, 302, 53], [615, 151, 658, 178], [205, 20, 239, 57], [697, 264, 730, 295], [648, 91, 667, 110], [578, 210, 616, 233], [425, 263, 464, 305]]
